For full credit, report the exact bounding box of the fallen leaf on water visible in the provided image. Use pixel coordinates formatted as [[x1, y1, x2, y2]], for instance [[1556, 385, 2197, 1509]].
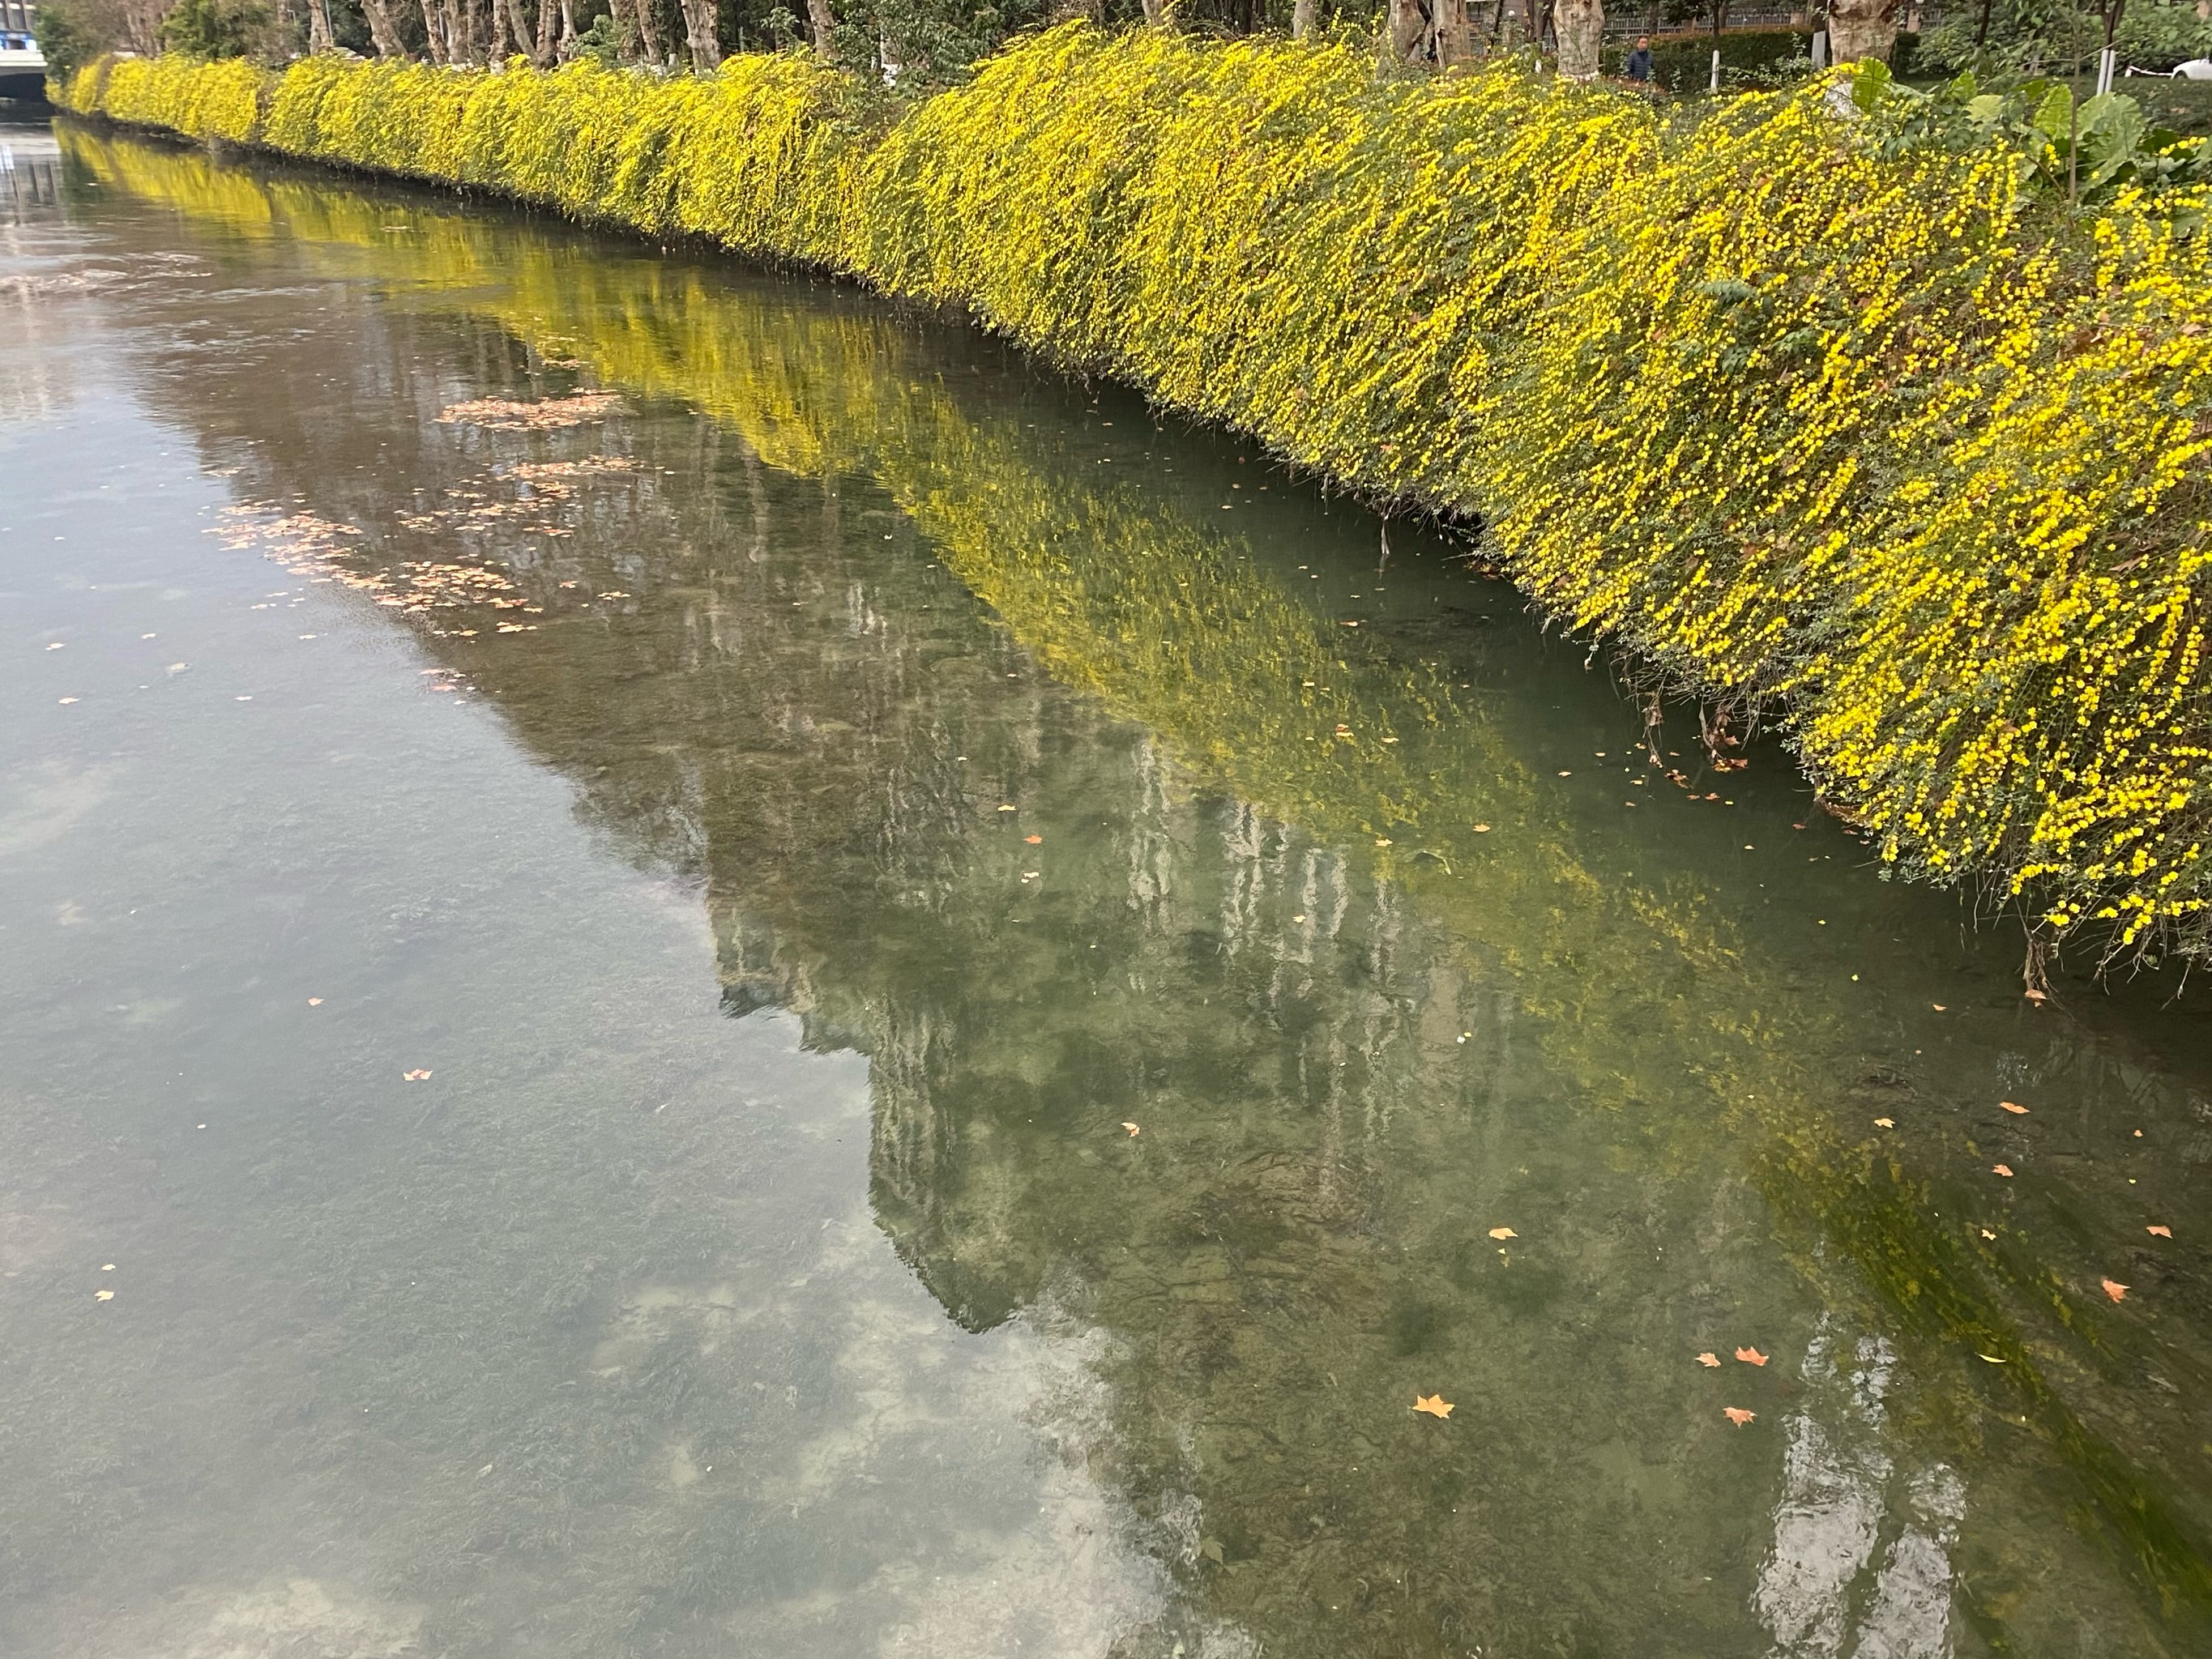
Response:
[[1024, 834, 1041, 844], [307, 997, 322, 1006], [2024, 988, 2048, 1003], [2148, 1225, 2173, 1239], [1992, 1164, 2014, 1177], [2102, 1278, 2129, 1302], [1736, 1347, 1769, 1367], [1413, 1394, 1454, 1419], [403, 1068, 433, 1081], [1932, 1004, 1947, 1011], [1557, 770, 1573, 777], [1980, 1229, 1996, 1239], [1121, 1122, 1140, 1137], [1374, 838, 1392, 847], [94, 1290, 113, 1302], [1488, 1226, 1517, 1240], [1697, 1352, 1721, 1367], [997, 804, 1016, 812], [2001, 1101, 2029, 1115], [1472, 823, 1492, 833], [1874, 1117, 1895, 1128], [1723, 1407, 1756, 1427], [1977, 1352, 2008, 1363], [100, 1264, 114, 1271]]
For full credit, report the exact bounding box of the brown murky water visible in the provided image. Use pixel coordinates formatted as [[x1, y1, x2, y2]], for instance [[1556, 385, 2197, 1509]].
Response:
[[3, 119, 2211, 1657]]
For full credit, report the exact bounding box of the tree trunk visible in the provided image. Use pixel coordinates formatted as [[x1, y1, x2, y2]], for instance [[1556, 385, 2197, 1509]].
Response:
[[1826, 0, 1897, 62], [489, 0, 513, 61], [1292, 0, 1316, 36], [634, 0, 664, 60], [1433, 0, 1476, 61], [558, 0, 577, 56], [1555, 0, 1600, 74], [417, 0, 446, 60], [807, 0, 835, 58], [361, 0, 410, 54], [681, 0, 720, 67], [306, 0, 335, 50], [501, 0, 532, 61], [1384, 0, 1425, 60]]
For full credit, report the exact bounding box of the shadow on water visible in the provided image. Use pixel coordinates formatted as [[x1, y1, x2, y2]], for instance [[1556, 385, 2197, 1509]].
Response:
[[25, 121, 2212, 1655]]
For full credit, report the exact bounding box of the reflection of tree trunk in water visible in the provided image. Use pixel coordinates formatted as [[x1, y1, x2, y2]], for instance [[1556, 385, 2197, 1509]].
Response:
[[1292, 0, 1315, 35], [1555, 0, 1601, 75], [680, 0, 720, 68], [1826, 0, 1897, 61], [361, 0, 409, 56], [807, 0, 836, 58]]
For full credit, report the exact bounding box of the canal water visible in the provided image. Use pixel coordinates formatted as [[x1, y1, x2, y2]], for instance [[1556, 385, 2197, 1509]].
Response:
[[3, 120, 2210, 1658]]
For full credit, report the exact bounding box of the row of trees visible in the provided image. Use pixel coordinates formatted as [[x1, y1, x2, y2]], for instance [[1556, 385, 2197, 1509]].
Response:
[[36, 0, 1916, 80]]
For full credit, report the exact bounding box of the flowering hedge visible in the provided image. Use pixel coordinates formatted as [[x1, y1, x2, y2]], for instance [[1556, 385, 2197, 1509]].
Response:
[[62, 33, 2212, 965]]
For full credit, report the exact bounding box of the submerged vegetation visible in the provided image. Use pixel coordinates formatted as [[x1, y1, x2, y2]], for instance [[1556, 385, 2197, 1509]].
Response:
[[59, 29, 2212, 974]]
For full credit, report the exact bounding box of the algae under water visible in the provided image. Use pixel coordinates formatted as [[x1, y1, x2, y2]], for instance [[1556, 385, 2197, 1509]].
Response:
[[3, 122, 2212, 1657]]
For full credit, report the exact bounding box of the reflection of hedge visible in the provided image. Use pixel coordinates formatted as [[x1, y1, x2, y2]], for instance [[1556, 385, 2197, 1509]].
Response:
[[64, 33, 2212, 963]]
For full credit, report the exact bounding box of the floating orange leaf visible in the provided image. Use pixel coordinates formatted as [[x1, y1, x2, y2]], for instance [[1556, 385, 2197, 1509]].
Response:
[[2102, 1278, 2129, 1302], [2001, 1101, 2028, 1115], [2148, 1225, 2173, 1239], [1696, 1352, 1720, 1368], [1735, 1347, 1768, 1367], [1874, 1117, 1894, 1128], [1024, 834, 1041, 844], [1723, 1407, 1756, 1427], [307, 997, 323, 1006], [1121, 1122, 1140, 1137], [404, 1068, 433, 1081], [94, 1289, 114, 1303], [1992, 1164, 2014, 1177], [1487, 1226, 1517, 1240], [1413, 1394, 1454, 1419]]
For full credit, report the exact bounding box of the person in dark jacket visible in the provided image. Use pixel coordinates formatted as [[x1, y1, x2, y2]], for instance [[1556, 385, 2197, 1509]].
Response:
[[1625, 36, 1655, 83]]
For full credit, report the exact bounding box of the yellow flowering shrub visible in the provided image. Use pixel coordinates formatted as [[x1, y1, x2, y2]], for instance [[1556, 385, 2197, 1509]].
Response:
[[63, 31, 2212, 963]]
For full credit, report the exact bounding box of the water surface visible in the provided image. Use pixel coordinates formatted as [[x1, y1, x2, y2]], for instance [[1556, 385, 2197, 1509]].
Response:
[[5, 122, 2212, 1658]]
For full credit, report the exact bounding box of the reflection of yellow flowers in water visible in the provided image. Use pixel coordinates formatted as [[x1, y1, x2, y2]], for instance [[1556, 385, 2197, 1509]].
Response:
[[62, 33, 2212, 962]]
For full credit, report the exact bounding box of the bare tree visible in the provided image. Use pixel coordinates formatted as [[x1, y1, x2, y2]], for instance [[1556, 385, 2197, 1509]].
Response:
[[1556, 0, 1602, 74]]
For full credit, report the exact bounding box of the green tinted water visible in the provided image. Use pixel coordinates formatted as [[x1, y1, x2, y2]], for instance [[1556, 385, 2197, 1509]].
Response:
[[4, 122, 2211, 1657]]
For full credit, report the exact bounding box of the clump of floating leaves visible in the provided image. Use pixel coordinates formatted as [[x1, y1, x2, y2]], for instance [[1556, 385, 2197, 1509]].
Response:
[[77, 30, 2212, 965], [436, 393, 626, 430]]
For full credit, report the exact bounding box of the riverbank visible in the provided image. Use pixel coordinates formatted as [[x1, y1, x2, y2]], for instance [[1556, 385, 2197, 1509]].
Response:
[[59, 33, 2212, 972]]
